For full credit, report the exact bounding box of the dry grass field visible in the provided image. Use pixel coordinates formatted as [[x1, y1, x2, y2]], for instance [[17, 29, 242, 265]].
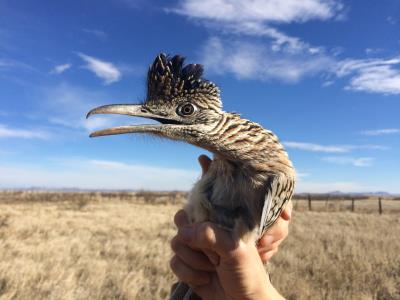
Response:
[[0, 191, 399, 300]]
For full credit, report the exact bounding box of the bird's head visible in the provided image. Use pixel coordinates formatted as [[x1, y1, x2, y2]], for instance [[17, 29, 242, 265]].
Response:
[[87, 54, 224, 148]]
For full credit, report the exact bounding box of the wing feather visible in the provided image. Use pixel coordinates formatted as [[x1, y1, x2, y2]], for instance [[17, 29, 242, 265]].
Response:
[[258, 174, 295, 239]]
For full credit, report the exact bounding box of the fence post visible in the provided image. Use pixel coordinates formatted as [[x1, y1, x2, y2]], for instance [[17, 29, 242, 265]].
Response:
[[308, 194, 312, 211], [378, 197, 382, 215], [351, 198, 355, 212]]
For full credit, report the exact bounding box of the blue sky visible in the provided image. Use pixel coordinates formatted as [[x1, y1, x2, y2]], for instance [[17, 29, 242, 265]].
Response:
[[0, 0, 399, 193]]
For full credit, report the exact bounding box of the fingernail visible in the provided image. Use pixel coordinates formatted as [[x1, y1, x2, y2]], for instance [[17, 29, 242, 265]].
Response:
[[178, 226, 193, 242]]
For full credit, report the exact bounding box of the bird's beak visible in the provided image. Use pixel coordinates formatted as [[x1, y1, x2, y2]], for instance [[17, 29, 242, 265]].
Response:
[[86, 104, 178, 138]]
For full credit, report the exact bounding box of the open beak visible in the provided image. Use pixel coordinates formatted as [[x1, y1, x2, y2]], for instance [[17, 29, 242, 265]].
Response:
[[86, 104, 180, 138]]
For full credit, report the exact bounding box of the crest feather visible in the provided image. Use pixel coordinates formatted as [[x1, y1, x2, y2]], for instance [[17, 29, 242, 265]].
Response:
[[146, 53, 219, 101]]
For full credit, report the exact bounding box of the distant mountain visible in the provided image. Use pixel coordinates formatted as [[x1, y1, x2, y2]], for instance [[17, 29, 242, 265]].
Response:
[[1, 187, 399, 197]]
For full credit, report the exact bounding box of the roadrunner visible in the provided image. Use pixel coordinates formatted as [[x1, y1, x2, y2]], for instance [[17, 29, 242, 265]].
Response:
[[87, 54, 295, 299]]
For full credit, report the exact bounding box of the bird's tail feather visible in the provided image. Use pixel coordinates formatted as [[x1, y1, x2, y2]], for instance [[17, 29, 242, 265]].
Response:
[[170, 282, 199, 300]]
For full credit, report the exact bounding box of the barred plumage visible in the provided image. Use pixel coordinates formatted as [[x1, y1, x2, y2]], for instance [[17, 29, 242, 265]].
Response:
[[87, 54, 295, 300]]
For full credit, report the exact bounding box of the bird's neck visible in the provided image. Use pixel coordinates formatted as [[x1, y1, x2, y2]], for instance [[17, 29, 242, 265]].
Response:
[[201, 113, 295, 178]]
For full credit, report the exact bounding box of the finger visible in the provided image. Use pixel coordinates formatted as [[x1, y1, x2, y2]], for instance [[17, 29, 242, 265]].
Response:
[[171, 236, 215, 272], [257, 239, 282, 256], [177, 222, 238, 257], [174, 209, 189, 228], [280, 200, 293, 221], [258, 217, 289, 250], [170, 255, 211, 286], [259, 247, 279, 263], [198, 155, 212, 176]]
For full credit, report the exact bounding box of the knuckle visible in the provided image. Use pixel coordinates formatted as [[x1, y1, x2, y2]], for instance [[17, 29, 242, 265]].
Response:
[[174, 209, 187, 227], [170, 236, 180, 253], [260, 253, 269, 263], [232, 244, 247, 261], [198, 223, 215, 245], [170, 255, 180, 273]]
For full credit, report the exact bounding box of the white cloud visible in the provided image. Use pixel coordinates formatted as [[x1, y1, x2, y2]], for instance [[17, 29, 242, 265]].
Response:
[[201, 37, 335, 82], [296, 171, 311, 179], [0, 159, 198, 190], [365, 48, 384, 55], [202, 38, 400, 93], [322, 156, 373, 167], [0, 58, 36, 72], [83, 117, 119, 132], [361, 128, 400, 136], [295, 181, 362, 193], [168, 1, 400, 96], [284, 141, 387, 153], [170, 0, 343, 55], [51, 63, 71, 74], [171, 0, 343, 24], [0, 124, 49, 139], [40, 83, 149, 135], [284, 141, 350, 153], [49, 116, 117, 132], [386, 16, 397, 25], [82, 116, 150, 133], [170, 0, 347, 58], [336, 57, 400, 94], [82, 28, 108, 41], [77, 53, 121, 84]]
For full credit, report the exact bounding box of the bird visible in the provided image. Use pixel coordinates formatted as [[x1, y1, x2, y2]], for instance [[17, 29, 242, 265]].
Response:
[[87, 53, 295, 300]]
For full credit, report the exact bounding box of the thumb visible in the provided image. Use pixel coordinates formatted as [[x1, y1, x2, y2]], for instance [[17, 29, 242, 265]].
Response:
[[177, 222, 238, 258], [280, 200, 293, 221]]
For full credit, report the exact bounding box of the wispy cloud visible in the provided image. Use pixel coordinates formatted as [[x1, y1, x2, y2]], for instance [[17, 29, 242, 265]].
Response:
[[82, 116, 141, 132], [170, 0, 344, 56], [200, 38, 400, 94], [39, 83, 146, 135], [322, 156, 374, 167], [48, 115, 121, 133], [50, 63, 71, 74], [77, 52, 121, 84], [171, 0, 344, 23], [0, 58, 36, 72], [296, 171, 311, 179], [168, 1, 400, 96], [0, 159, 198, 190], [39, 83, 118, 133], [284, 141, 387, 153], [0, 124, 49, 139], [361, 128, 400, 136], [336, 57, 400, 94], [386, 16, 397, 25], [82, 28, 108, 41], [284, 142, 350, 153], [295, 181, 362, 193], [201, 37, 335, 82]]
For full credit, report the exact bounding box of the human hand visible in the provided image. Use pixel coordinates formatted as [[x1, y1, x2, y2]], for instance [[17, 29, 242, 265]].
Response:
[[170, 210, 284, 300], [257, 200, 292, 263], [198, 155, 292, 263]]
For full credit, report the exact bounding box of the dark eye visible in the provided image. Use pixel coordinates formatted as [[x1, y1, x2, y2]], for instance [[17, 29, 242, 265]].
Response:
[[177, 103, 196, 116]]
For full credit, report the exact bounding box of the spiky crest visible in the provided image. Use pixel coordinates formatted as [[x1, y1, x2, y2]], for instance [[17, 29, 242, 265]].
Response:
[[146, 54, 221, 108]]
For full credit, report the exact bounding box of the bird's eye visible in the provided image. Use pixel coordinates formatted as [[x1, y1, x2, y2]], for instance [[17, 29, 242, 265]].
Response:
[[177, 103, 196, 116]]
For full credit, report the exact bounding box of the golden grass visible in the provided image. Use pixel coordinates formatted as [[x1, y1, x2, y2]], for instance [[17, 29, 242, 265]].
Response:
[[0, 192, 399, 299]]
